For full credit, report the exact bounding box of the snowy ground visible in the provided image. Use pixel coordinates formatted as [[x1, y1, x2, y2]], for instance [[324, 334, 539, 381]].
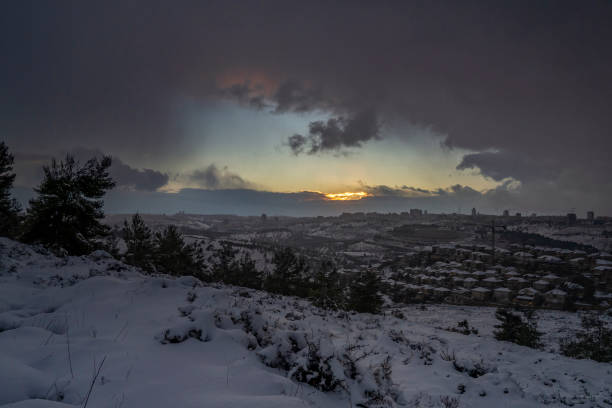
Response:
[[1, 238, 611, 408]]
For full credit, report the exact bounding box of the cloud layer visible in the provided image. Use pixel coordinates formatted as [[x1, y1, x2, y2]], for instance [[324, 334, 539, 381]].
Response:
[[2, 1, 612, 212]]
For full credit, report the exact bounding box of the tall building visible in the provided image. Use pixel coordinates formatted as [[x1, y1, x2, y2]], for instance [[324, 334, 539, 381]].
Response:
[[471, 208, 477, 216], [410, 208, 423, 217], [503, 210, 509, 217], [567, 213, 577, 225], [587, 211, 594, 222]]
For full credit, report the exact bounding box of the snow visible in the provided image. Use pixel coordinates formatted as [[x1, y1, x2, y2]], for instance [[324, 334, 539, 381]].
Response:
[[1, 237, 611, 408], [538, 255, 562, 263], [493, 288, 511, 293], [471, 287, 490, 293]]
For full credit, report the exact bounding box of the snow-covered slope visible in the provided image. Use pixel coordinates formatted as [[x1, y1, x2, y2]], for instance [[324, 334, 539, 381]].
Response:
[[0, 238, 610, 408]]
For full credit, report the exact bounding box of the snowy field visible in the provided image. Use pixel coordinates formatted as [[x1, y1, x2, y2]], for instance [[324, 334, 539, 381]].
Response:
[[1, 238, 611, 408]]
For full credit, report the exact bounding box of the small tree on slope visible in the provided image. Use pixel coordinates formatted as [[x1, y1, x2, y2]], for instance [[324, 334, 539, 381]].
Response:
[[560, 313, 612, 363], [494, 308, 542, 349], [266, 247, 309, 297], [154, 225, 204, 277], [310, 260, 345, 310], [22, 154, 115, 255], [122, 213, 156, 272], [348, 269, 383, 314], [0, 141, 21, 237]]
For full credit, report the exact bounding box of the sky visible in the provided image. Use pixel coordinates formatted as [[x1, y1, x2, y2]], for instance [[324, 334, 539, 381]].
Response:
[[2, 1, 612, 216]]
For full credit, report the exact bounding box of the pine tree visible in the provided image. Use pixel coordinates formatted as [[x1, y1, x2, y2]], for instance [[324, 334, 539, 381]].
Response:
[[0, 142, 21, 237], [22, 154, 115, 255], [235, 251, 263, 289], [265, 247, 309, 297], [310, 260, 344, 310], [122, 213, 155, 272], [560, 313, 612, 362], [211, 241, 239, 282], [154, 225, 204, 277], [348, 269, 383, 314], [493, 308, 542, 349]]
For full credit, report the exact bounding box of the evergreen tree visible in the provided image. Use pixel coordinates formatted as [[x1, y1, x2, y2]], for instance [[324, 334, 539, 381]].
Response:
[[154, 225, 204, 277], [0, 141, 21, 237], [235, 251, 263, 289], [211, 241, 239, 282], [310, 260, 344, 310], [122, 213, 155, 272], [210, 243, 263, 288], [22, 154, 115, 255], [493, 308, 542, 349], [560, 313, 612, 362], [265, 247, 309, 297], [348, 269, 383, 314]]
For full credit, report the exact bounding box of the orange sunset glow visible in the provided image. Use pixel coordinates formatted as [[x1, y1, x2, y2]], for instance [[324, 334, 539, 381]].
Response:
[[324, 191, 370, 201]]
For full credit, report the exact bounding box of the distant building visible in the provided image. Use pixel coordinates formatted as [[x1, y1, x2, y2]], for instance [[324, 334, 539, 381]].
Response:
[[587, 211, 594, 222], [410, 209, 423, 217], [567, 213, 577, 226], [471, 208, 477, 217], [503, 210, 509, 217], [515, 212, 521, 217]]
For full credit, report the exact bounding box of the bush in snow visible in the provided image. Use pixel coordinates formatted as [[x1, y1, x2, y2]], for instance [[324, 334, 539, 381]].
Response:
[[493, 308, 542, 349], [158, 309, 216, 344], [21, 154, 115, 255], [451, 358, 492, 378], [560, 312, 612, 362], [446, 319, 478, 335], [290, 340, 343, 392]]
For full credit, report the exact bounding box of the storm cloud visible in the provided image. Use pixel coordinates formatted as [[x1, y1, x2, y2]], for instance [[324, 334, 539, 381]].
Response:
[[287, 110, 381, 155], [13, 149, 169, 192], [2, 1, 612, 212], [189, 165, 253, 190]]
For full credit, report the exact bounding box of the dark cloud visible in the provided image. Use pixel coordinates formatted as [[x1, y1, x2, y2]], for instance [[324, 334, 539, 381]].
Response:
[[69, 148, 169, 192], [13, 149, 169, 192], [287, 110, 381, 154], [360, 184, 433, 198], [2, 1, 612, 211], [189, 165, 253, 190], [220, 83, 270, 110], [110, 159, 169, 192], [401, 186, 433, 195], [273, 80, 330, 113], [456, 151, 556, 182]]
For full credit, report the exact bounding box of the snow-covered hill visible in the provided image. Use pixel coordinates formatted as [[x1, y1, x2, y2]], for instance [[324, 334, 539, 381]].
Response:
[[0, 238, 610, 408]]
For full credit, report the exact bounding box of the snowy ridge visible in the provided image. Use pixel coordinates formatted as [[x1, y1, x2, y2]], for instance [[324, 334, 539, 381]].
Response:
[[0, 238, 611, 408]]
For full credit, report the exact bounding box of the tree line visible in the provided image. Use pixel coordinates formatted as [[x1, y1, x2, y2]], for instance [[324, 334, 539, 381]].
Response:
[[0, 141, 384, 314]]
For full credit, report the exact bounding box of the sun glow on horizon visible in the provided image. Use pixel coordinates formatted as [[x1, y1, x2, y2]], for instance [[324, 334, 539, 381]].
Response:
[[324, 191, 370, 201]]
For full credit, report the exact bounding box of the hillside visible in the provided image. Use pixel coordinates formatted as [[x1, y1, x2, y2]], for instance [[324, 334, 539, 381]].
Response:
[[0, 238, 610, 408]]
